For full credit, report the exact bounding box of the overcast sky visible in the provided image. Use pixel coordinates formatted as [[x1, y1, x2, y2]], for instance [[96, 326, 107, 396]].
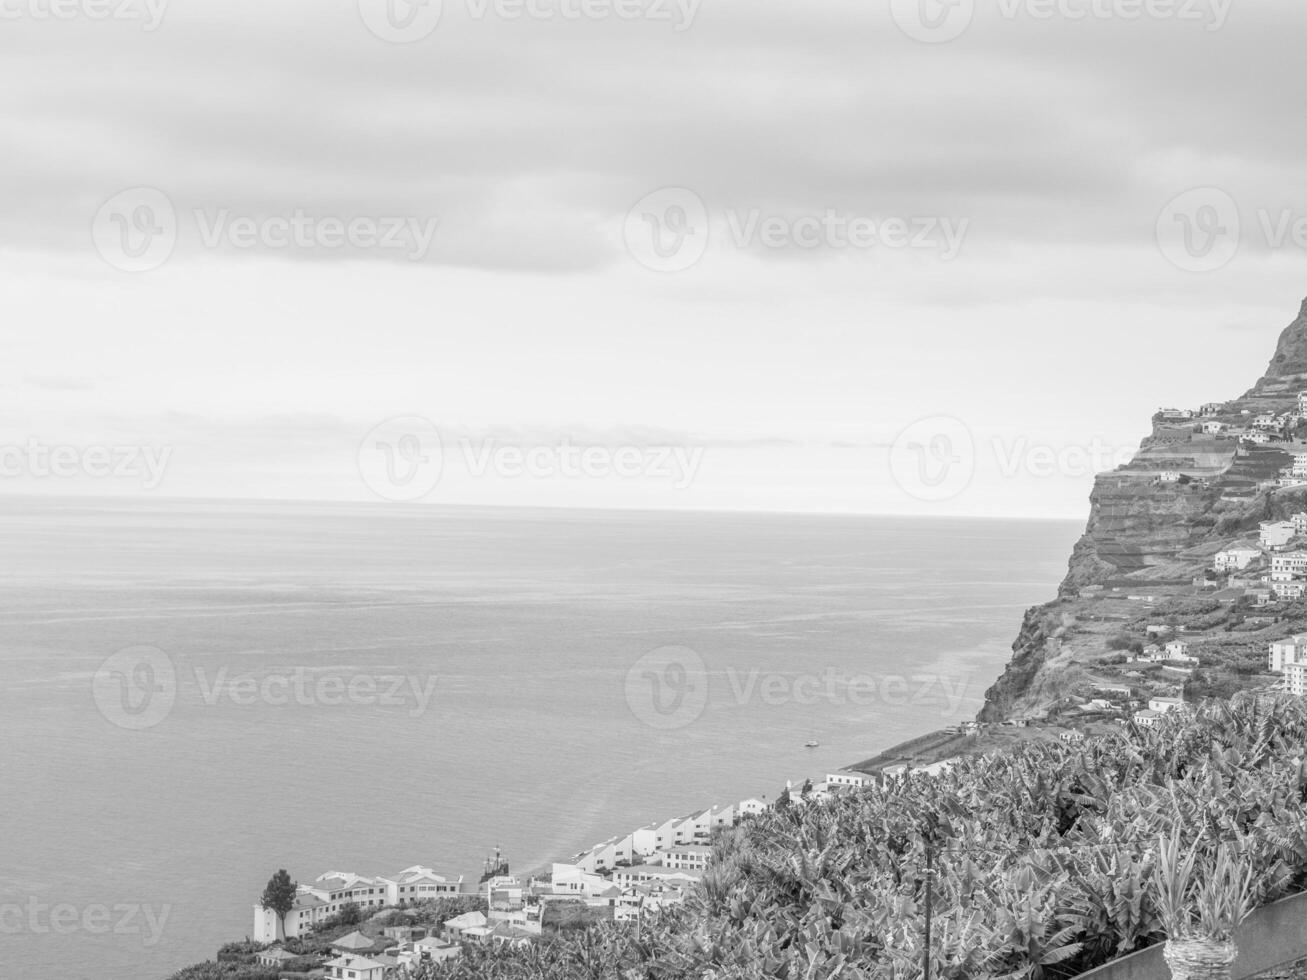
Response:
[[3, 0, 1307, 517]]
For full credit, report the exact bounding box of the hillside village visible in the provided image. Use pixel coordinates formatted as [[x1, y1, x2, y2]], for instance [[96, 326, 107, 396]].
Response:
[[979, 306, 1307, 728], [239, 775, 914, 977]]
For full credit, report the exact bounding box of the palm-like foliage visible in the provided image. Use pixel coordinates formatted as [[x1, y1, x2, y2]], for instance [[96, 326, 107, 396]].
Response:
[[403, 694, 1307, 980]]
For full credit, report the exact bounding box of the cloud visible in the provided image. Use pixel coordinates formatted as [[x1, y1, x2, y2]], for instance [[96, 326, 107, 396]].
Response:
[[3, 0, 1307, 272]]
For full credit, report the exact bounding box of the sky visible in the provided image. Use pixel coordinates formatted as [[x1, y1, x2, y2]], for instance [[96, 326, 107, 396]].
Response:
[[3, 0, 1307, 517]]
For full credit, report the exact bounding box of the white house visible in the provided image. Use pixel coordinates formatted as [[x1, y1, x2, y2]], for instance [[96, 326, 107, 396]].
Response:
[[1285, 661, 1307, 697], [671, 809, 713, 846], [1164, 641, 1196, 663], [660, 844, 713, 871], [1272, 551, 1307, 581], [377, 867, 462, 905], [1201, 421, 1225, 435], [826, 770, 875, 789], [253, 873, 388, 943], [1261, 521, 1297, 550], [1148, 697, 1184, 714], [1214, 546, 1262, 572], [648, 815, 680, 852], [548, 864, 610, 899], [572, 836, 627, 874], [1157, 471, 1182, 484], [413, 936, 462, 964], [1269, 635, 1307, 672], [1134, 709, 1161, 728], [735, 798, 769, 819], [1245, 431, 1272, 445], [442, 910, 489, 943], [324, 955, 388, 980], [1274, 581, 1307, 601], [612, 865, 703, 889], [707, 803, 735, 831]]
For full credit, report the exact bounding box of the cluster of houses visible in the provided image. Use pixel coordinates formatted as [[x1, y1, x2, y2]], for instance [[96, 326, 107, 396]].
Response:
[[1270, 634, 1307, 696], [1156, 396, 1307, 446], [1207, 514, 1307, 604], [251, 770, 942, 972], [1128, 638, 1199, 669], [1132, 696, 1185, 728]]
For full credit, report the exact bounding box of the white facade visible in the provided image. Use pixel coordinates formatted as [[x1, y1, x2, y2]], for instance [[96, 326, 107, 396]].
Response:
[[660, 844, 713, 871], [1164, 641, 1193, 661], [324, 955, 387, 980], [1286, 662, 1307, 697], [1148, 697, 1183, 714], [377, 867, 461, 905], [826, 770, 875, 788], [612, 865, 702, 889], [1275, 581, 1307, 601], [1271, 551, 1307, 581], [1214, 547, 1261, 572], [1269, 635, 1307, 672], [1261, 521, 1297, 550]]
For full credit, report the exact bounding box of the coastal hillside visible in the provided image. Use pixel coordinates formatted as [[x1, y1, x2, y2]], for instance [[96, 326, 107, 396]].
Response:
[[979, 298, 1307, 723], [408, 695, 1307, 979]]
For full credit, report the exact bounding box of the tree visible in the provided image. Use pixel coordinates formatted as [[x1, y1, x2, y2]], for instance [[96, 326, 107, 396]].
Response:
[[260, 869, 297, 940], [776, 786, 791, 810]]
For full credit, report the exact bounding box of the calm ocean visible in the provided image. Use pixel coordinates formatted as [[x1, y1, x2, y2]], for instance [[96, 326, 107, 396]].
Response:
[[0, 499, 1080, 980]]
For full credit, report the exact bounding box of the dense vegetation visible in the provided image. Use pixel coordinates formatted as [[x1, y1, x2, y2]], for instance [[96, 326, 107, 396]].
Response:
[[410, 695, 1307, 980]]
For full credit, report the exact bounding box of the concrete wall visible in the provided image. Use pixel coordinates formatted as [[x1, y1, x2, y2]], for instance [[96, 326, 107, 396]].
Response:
[[1072, 890, 1307, 980]]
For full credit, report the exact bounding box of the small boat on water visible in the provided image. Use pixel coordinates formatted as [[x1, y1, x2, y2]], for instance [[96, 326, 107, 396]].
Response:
[[804, 740, 820, 748]]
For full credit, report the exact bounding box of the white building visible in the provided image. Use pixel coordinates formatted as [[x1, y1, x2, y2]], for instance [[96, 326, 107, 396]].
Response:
[[1271, 551, 1307, 581], [612, 865, 703, 890], [324, 955, 387, 980], [1214, 546, 1262, 572], [253, 873, 389, 943], [1269, 635, 1307, 672], [1285, 662, 1307, 697], [825, 770, 875, 789], [1164, 641, 1195, 662], [377, 867, 462, 905], [1245, 431, 1272, 445], [735, 798, 769, 819], [660, 844, 713, 871], [1274, 581, 1307, 601], [548, 864, 610, 899], [1261, 521, 1297, 550], [442, 910, 489, 943], [1148, 697, 1184, 715]]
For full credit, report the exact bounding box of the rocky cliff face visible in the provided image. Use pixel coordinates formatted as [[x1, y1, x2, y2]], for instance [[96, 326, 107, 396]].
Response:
[[977, 297, 1307, 723]]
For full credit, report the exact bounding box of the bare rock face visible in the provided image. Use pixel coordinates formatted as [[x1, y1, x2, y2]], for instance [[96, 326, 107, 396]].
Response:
[[977, 296, 1307, 722], [1260, 298, 1307, 382]]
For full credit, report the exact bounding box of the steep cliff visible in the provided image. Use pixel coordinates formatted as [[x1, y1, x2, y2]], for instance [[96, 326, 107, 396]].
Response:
[[978, 297, 1307, 723]]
